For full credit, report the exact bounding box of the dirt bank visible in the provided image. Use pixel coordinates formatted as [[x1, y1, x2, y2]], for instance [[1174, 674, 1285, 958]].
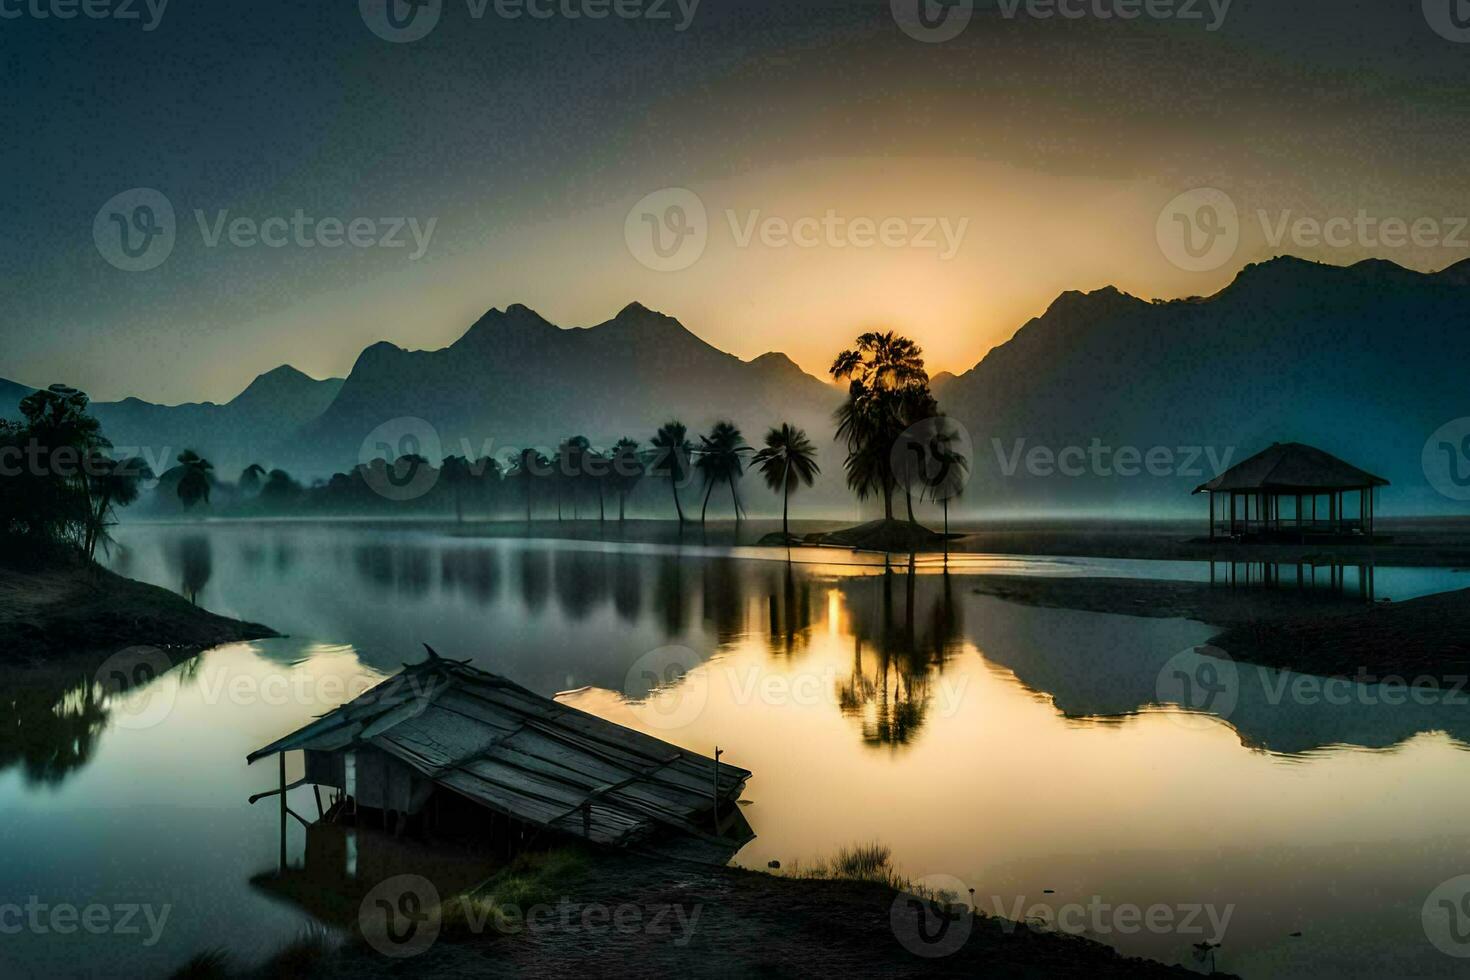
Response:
[[0, 554, 277, 661]]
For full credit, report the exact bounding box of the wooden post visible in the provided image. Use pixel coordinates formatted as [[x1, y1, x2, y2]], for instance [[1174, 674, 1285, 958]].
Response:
[[712, 746, 723, 833], [279, 752, 288, 872]]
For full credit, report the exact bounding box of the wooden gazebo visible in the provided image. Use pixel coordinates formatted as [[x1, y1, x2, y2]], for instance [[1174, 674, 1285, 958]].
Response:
[[1193, 442, 1388, 541]]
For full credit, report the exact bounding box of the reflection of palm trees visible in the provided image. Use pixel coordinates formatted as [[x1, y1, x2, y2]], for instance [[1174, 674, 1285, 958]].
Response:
[[1, 676, 109, 785], [766, 559, 813, 656], [166, 534, 214, 605], [835, 563, 962, 746]]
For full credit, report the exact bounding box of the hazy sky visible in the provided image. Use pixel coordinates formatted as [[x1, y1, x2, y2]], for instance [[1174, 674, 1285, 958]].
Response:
[[2, 0, 1468, 404]]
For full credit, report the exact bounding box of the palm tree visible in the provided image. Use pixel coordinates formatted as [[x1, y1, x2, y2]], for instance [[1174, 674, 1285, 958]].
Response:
[[238, 463, 266, 497], [695, 421, 752, 524], [175, 450, 214, 511], [830, 332, 930, 522], [920, 416, 970, 559], [610, 438, 643, 521], [82, 453, 152, 560], [752, 424, 820, 542], [649, 421, 694, 523], [439, 455, 473, 522], [511, 448, 549, 522]]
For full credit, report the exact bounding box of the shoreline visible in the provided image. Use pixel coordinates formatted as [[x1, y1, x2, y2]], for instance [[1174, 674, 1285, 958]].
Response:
[[177, 848, 1229, 979], [112, 515, 1470, 568], [0, 554, 278, 663]]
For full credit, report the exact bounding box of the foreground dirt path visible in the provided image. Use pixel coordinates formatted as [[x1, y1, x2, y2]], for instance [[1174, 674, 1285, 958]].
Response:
[[307, 855, 1224, 979]]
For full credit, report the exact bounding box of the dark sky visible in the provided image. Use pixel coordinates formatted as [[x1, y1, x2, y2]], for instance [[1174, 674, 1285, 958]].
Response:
[[2, 0, 1467, 403]]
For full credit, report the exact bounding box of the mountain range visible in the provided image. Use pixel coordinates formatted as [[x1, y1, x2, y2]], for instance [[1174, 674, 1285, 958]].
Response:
[[5, 255, 1470, 515]]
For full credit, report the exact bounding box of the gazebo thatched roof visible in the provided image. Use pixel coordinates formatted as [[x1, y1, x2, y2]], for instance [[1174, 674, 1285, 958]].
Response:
[[1193, 442, 1389, 494]]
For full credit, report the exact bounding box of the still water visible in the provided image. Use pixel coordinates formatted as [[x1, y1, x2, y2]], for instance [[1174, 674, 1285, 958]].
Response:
[[4, 521, 1470, 978]]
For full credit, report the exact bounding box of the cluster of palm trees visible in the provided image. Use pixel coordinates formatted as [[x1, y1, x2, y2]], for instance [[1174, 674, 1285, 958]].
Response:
[[120, 330, 966, 537], [830, 331, 967, 530], [508, 420, 821, 531]]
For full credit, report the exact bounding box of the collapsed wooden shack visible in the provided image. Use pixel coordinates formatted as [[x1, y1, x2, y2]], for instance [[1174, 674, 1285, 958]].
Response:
[[247, 650, 751, 862]]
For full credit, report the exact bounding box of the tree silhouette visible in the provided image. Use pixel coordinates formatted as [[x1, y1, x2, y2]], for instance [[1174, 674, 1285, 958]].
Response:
[[175, 450, 214, 511], [82, 453, 152, 559], [752, 423, 820, 542], [440, 455, 473, 523], [830, 332, 930, 522], [238, 463, 266, 497], [649, 421, 694, 524], [610, 438, 643, 521], [695, 421, 752, 524], [511, 447, 549, 522]]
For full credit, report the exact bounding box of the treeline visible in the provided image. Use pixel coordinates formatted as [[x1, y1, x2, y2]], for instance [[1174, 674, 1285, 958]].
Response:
[[0, 385, 153, 562]]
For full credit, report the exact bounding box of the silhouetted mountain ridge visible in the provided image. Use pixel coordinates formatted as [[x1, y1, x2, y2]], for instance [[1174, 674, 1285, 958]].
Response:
[[942, 256, 1470, 513]]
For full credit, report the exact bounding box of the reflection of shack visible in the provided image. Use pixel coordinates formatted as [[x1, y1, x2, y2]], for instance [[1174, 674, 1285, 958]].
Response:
[[246, 650, 752, 865]]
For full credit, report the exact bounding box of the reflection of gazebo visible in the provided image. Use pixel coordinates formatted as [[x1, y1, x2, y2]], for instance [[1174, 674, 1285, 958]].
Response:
[[1193, 442, 1389, 541]]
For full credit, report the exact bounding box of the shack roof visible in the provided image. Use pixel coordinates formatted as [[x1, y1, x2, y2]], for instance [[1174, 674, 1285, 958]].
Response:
[[1193, 442, 1389, 494], [247, 652, 750, 848]]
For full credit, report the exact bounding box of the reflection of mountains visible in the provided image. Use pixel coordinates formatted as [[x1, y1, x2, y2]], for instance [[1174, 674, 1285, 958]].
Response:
[[967, 593, 1470, 756]]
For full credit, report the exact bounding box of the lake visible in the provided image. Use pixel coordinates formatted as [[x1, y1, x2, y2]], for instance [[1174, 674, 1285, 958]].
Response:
[[4, 520, 1470, 978]]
